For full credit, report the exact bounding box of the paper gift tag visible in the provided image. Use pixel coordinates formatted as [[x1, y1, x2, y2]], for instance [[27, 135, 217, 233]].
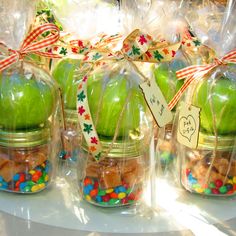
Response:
[[140, 79, 173, 127], [177, 103, 200, 148]]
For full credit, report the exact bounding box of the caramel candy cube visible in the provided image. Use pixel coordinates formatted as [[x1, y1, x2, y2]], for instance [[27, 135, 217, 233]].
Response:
[[101, 166, 122, 189]]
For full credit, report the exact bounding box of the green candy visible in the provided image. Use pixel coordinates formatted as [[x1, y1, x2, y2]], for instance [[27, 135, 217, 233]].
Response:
[[98, 190, 106, 196], [204, 188, 212, 195], [209, 182, 216, 189], [192, 183, 201, 189], [37, 177, 45, 184], [24, 186, 31, 192], [128, 200, 135, 204], [109, 199, 120, 205], [126, 188, 132, 194], [219, 186, 227, 194], [27, 181, 36, 186]]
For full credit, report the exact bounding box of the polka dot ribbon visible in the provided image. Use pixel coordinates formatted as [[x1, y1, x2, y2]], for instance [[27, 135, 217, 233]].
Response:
[[0, 23, 61, 72], [168, 49, 236, 110], [76, 29, 182, 162]]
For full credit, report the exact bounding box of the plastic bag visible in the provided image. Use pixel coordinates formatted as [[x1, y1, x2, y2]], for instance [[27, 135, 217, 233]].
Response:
[[0, 0, 60, 193], [174, 0, 236, 197]]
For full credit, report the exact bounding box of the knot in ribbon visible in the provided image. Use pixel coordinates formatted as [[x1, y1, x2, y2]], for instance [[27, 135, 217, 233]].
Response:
[[168, 49, 236, 110], [0, 23, 61, 72]]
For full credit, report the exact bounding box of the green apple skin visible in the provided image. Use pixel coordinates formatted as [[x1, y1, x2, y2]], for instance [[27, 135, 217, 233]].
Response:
[[0, 72, 56, 130], [52, 58, 82, 109], [153, 60, 185, 103], [193, 77, 236, 135], [87, 73, 147, 137]]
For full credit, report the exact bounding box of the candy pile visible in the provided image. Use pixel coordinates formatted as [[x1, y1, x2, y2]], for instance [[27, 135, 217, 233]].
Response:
[[0, 160, 51, 193], [82, 177, 142, 207], [185, 168, 236, 196]]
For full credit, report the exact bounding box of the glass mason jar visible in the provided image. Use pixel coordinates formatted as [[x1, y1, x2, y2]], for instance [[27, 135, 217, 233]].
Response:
[[180, 132, 236, 196], [79, 138, 151, 207], [0, 127, 53, 193], [0, 61, 59, 193]]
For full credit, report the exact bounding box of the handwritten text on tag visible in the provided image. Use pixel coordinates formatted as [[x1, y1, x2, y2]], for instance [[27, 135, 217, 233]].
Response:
[[140, 79, 173, 127], [177, 103, 200, 148]]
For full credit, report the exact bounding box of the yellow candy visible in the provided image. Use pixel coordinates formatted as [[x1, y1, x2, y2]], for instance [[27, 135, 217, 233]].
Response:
[[38, 183, 46, 189], [31, 185, 39, 192], [118, 192, 126, 199], [29, 170, 36, 175], [228, 179, 234, 185], [195, 187, 204, 194], [106, 188, 114, 194], [85, 195, 91, 201], [44, 175, 49, 182], [233, 177, 236, 184], [41, 163, 46, 168]]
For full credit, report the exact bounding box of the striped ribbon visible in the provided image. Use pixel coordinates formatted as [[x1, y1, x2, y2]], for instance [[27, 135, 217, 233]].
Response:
[[168, 49, 236, 110], [0, 23, 61, 72]]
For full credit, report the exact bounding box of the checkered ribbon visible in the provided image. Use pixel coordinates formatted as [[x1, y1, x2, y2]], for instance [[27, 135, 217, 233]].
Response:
[[0, 23, 61, 71], [168, 49, 236, 110]]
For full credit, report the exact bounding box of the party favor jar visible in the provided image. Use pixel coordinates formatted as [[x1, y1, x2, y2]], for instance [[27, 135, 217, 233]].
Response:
[[180, 66, 236, 196], [0, 62, 59, 193], [77, 62, 154, 207]]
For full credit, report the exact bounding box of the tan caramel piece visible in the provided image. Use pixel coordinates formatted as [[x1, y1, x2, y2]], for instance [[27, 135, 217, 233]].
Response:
[[0, 159, 27, 182], [86, 162, 100, 178], [101, 166, 122, 189], [191, 161, 228, 183]]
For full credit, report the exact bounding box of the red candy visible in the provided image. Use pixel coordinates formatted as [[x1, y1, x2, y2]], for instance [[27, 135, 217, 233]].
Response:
[[84, 178, 92, 186], [36, 170, 42, 177], [215, 179, 223, 188], [15, 181, 20, 188], [90, 189, 98, 198], [121, 198, 128, 204], [110, 192, 118, 199], [227, 190, 234, 195], [93, 181, 99, 189], [102, 195, 110, 202], [233, 185, 236, 191], [19, 173, 25, 182], [128, 193, 135, 200], [212, 188, 220, 194], [186, 168, 191, 176]]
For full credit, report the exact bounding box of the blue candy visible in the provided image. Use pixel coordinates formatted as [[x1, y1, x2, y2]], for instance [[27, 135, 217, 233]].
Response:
[[0, 176, 3, 182], [96, 196, 102, 202], [84, 184, 93, 195], [118, 186, 126, 193], [13, 174, 20, 181], [19, 182, 27, 190]]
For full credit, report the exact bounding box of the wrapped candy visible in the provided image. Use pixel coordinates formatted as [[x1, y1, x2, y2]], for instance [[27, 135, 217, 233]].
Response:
[[0, 0, 61, 193], [171, 0, 236, 197]]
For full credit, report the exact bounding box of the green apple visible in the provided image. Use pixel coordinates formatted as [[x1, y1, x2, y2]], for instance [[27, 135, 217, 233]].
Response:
[[153, 59, 185, 105], [0, 70, 56, 130], [192, 76, 236, 135], [87, 72, 147, 137], [52, 58, 82, 109]]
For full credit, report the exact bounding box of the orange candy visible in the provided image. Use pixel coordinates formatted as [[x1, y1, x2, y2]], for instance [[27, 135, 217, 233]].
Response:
[[90, 189, 98, 197], [84, 178, 92, 186]]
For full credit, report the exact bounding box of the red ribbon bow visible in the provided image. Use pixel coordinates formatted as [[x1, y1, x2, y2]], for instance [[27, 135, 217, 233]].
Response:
[[168, 49, 236, 110], [0, 23, 61, 72]]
